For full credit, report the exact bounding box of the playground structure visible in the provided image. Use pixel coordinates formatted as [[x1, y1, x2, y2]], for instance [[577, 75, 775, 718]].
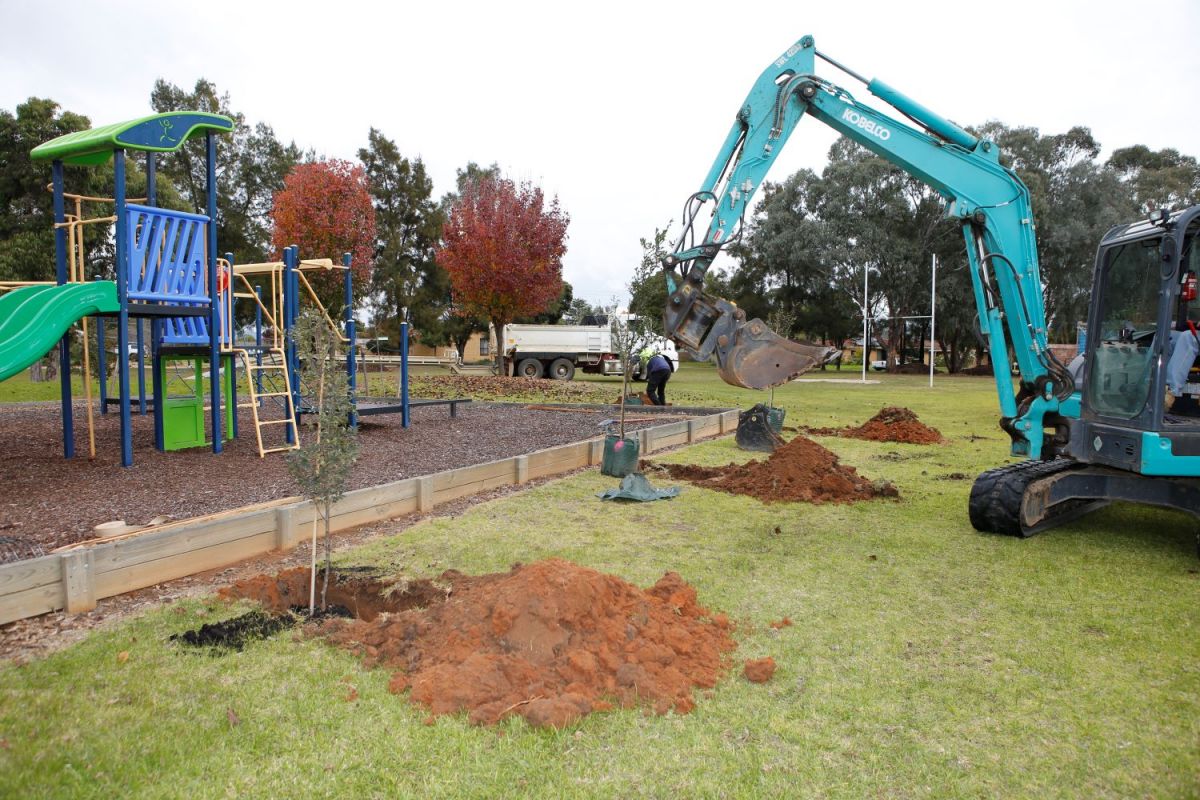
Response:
[[0, 111, 380, 466]]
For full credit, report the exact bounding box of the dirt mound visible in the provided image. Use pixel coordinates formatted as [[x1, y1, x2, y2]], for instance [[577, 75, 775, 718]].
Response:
[[809, 406, 943, 444], [743, 657, 777, 683], [226, 560, 737, 728], [647, 435, 897, 504]]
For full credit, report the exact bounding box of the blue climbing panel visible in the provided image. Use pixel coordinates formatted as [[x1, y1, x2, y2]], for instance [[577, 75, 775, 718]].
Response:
[[125, 203, 222, 347]]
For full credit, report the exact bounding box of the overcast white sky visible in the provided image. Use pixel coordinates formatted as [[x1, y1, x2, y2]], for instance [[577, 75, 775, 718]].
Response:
[[3, 0, 1199, 306]]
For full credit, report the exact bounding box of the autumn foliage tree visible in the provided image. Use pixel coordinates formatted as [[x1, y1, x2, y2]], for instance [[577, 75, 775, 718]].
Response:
[[271, 159, 376, 306], [436, 174, 569, 371]]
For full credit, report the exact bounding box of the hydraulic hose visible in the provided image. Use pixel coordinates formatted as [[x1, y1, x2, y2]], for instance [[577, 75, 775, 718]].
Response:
[[980, 251, 1074, 401]]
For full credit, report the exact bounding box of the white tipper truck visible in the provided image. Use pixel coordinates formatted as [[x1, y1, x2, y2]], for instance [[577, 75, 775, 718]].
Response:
[[501, 323, 679, 380], [502, 324, 621, 380]]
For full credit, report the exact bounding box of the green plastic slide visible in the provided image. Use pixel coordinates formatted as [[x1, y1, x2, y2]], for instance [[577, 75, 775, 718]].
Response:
[[0, 282, 119, 381]]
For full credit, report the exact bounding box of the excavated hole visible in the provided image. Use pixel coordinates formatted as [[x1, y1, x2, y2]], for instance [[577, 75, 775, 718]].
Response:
[[172, 567, 446, 652]]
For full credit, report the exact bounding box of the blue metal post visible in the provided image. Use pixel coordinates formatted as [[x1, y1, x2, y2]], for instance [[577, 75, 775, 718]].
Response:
[[343, 253, 357, 428], [146, 153, 162, 442], [152, 318, 164, 451], [284, 246, 299, 442], [401, 315, 410, 428], [140, 154, 155, 419], [136, 319, 146, 414], [114, 150, 133, 467], [206, 133, 222, 454], [52, 161, 74, 458], [254, 286, 263, 403]]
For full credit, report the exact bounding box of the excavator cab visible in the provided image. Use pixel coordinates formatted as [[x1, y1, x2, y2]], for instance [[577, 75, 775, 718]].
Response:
[[972, 207, 1200, 539], [964, 208, 1200, 537], [1074, 206, 1200, 471]]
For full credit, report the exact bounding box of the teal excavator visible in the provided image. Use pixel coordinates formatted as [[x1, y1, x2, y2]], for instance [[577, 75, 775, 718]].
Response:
[[663, 35, 1200, 537]]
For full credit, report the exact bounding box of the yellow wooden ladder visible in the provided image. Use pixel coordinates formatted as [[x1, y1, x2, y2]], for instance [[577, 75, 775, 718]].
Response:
[[235, 347, 300, 457]]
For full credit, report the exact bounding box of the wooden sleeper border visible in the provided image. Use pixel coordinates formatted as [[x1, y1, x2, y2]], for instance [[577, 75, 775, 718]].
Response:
[[0, 409, 739, 626]]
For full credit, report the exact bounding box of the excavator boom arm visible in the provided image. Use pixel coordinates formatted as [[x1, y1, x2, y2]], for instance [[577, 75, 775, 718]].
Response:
[[664, 35, 1074, 456]]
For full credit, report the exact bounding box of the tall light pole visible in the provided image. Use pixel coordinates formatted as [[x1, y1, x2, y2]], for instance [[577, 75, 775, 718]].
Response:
[[929, 255, 937, 388], [861, 262, 869, 383]]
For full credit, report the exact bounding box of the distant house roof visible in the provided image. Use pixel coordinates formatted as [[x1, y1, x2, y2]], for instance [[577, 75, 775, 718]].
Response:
[[31, 112, 235, 166]]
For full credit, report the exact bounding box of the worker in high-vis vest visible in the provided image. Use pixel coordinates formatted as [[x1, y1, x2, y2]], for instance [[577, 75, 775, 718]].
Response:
[[645, 351, 675, 406]]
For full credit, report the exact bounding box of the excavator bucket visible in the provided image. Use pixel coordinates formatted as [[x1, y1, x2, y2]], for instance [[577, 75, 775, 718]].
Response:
[[736, 403, 785, 452], [715, 318, 838, 390]]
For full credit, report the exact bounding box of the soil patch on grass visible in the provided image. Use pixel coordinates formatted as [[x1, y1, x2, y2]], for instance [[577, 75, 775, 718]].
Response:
[[743, 657, 777, 683], [645, 435, 898, 505], [220, 559, 738, 728], [808, 406, 943, 444]]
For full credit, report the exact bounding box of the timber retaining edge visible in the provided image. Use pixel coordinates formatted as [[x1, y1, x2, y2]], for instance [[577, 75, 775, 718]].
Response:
[[0, 408, 739, 625]]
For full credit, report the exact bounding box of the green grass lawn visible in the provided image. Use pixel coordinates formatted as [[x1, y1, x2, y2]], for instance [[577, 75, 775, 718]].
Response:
[[0, 372, 102, 404], [1, 368, 1198, 798]]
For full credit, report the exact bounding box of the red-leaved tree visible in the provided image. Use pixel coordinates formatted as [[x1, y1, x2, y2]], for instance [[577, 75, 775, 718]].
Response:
[[436, 174, 569, 371], [271, 159, 376, 306]]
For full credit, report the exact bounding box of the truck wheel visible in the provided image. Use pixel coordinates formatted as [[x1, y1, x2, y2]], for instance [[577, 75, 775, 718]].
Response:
[[516, 358, 543, 379], [549, 358, 576, 381]]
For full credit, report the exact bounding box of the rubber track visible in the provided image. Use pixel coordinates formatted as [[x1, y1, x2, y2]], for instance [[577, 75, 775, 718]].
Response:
[[968, 458, 1080, 537]]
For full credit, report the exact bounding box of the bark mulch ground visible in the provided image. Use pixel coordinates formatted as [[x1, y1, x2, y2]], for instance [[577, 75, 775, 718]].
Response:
[[0, 397, 708, 662], [0, 399, 696, 556]]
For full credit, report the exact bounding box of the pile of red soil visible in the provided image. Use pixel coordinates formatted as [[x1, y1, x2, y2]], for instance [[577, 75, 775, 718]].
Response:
[[648, 435, 897, 504], [743, 657, 777, 683], [226, 559, 739, 728], [809, 406, 943, 444]]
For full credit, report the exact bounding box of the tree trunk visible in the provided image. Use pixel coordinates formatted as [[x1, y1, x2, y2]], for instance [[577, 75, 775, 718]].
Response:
[[491, 316, 508, 375], [321, 499, 332, 610], [46, 346, 59, 381], [887, 318, 904, 372], [939, 336, 962, 374]]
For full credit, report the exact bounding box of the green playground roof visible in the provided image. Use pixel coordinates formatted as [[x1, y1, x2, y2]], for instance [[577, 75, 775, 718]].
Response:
[[30, 111, 235, 166]]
